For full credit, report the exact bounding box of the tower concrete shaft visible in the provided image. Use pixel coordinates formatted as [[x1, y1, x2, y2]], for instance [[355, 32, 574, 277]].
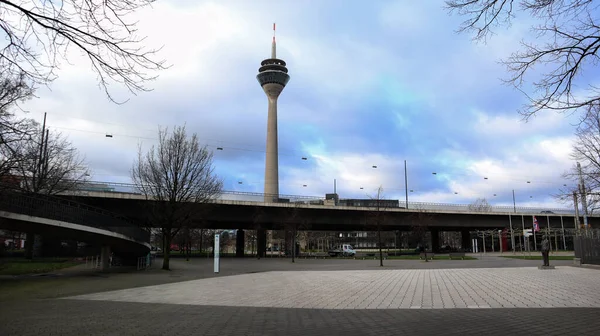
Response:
[[263, 84, 283, 203], [257, 24, 290, 203]]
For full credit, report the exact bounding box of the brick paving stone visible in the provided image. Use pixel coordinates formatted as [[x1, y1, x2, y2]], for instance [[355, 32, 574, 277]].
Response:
[[64, 267, 600, 310], [1, 300, 600, 336]]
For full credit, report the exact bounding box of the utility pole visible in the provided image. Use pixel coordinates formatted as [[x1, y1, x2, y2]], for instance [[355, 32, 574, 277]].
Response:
[[42, 129, 49, 178], [577, 162, 589, 228], [35, 112, 47, 192], [573, 191, 581, 229]]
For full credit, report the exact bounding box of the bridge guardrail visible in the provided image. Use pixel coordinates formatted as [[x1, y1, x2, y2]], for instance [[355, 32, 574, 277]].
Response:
[[74, 180, 579, 215], [0, 189, 150, 243]]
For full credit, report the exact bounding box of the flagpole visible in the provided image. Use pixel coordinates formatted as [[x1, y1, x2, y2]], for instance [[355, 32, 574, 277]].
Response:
[[533, 216, 538, 251]]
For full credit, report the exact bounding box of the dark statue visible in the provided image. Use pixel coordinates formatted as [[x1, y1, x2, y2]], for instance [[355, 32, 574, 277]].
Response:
[[540, 235, 550, 267]]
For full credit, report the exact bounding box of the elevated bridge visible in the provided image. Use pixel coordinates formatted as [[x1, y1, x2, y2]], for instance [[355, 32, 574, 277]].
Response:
[[0, 190, 150, 270]]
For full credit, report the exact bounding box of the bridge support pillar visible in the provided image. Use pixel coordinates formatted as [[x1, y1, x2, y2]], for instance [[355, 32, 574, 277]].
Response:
[[236, 230, 245, 258], [257, 229, 267, 258], [430, 228, 440, 253], [100, 245, 111, 272], [461, 229, 471, 252]]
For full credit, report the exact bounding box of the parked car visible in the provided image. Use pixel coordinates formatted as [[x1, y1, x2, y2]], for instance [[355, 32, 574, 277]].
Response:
[[328, 244, 356, 257], [541, 210, 554, 214]]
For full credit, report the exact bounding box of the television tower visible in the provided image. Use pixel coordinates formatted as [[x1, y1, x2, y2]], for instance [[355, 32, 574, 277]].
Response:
[[257, 23, 290, 203]]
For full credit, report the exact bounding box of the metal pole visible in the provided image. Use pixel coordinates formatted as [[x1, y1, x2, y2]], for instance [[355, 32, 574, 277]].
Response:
[[35, 112, 47, 190], [533, 216, 537, 251], [42, 129, 49, 177], [512, 189, 517, 213], [521, 215, 526, 253], [573, 191, 581, 229], [482, 232, 486, 254], [547, 215, 551, 251], [404, 160, 409, 209], [577, 162, 589, 228], [498, 230, 503, 253], [560, 216, 566, 250], [509, 215, 515, 253]]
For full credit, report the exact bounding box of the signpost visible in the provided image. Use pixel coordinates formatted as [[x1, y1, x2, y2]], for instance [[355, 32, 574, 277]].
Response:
[[214, 233, 220, 273]]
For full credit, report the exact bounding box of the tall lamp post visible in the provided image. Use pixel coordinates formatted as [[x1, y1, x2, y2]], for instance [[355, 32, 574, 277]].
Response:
[[404, 160, 408, 209], [512, 189, 516, 213]]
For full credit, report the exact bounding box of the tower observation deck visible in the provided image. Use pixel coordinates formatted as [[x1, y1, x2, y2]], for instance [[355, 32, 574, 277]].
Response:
[[257, 23, 290, 203]]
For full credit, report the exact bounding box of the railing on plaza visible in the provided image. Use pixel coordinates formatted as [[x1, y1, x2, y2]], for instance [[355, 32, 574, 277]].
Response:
[[574, 229, 600, 265], [0, 189, 150, 243], [74, 180, 579, 215]]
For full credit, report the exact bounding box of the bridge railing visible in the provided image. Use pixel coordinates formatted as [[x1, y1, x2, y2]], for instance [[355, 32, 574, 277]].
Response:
[[0, 189, 150, 243], [74, 180, 578, 215]]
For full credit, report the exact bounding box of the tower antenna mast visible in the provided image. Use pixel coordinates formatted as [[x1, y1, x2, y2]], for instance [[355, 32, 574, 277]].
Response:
[[271, 23, 276, 59]]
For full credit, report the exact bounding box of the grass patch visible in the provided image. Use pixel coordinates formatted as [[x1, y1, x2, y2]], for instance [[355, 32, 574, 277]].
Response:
[[0, 258, 80, 275], [500, 255, 574, 260], [385, 255, 477, 260]]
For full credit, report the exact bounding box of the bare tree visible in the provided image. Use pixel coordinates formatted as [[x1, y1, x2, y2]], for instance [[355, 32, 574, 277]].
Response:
[[282, 204, 309, 263], [0, 1, 167, 102], [251, 207, 267, 259], [468, 197, 492, 212], [131, 125, 223, 270], [410, 207, 435, 262], [0, 73, 37, 181], [365, 186, 391, 267], [446, 0, 600, 120], [14, 127, 89, 194], [554, 106, 600, 213]]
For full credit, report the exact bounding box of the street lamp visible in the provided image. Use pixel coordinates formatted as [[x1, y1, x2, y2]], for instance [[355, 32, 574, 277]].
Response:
[[404, 160, 408, 209]]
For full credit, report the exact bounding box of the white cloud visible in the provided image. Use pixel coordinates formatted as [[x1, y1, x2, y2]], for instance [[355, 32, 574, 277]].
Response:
[[7, 1, 589, 211]]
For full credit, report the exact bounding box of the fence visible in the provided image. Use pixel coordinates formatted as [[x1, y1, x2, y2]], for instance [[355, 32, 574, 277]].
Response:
[[75, 180, 579, 215], [574, 229, 600, 265], [0, 189, 150, 243]]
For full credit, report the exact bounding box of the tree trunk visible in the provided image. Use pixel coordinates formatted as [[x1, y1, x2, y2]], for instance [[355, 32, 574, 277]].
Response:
[[185, 228, 190, 261], [24, 232, 34, 260], [377, 225, 383, 267], [291, 229, 296, 263], [199, 229, 204, 254], [162, 234, 172, 270]]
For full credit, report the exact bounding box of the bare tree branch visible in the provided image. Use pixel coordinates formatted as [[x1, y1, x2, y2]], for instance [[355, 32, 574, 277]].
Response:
[[365, 186, 392, 267], [131, 125, 223, 270], [0, 0, 168, 103], [556, 105, 600, 214], [409, 205, 436, 262], [0, 72, 37, 181], [446, 0, 600, 120], [468, 197, 493, 212], [11, 127, 89, 195]]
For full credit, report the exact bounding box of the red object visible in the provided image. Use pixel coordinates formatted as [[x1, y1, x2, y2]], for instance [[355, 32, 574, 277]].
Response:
[[533, 216, 540, 232], [500, 228, 509, 251], [0, 174, 22, 188]]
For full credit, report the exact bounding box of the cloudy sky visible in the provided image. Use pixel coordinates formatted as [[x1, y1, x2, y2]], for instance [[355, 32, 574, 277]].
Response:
[[16, 0, 586, 209]]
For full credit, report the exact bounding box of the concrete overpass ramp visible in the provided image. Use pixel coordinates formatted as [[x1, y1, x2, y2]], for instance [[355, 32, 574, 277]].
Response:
[[0, 191, 150, 259]]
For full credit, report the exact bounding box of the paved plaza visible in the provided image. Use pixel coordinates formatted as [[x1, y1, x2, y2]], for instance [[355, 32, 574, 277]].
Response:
[[2, 258, 600, 335], [68, 267, 600, 309]]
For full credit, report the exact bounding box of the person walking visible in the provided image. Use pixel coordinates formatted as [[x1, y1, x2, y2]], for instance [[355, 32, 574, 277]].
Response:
[[541, 235, 550, 267]]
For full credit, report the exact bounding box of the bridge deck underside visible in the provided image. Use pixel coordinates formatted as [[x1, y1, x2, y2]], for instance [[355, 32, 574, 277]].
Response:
[[61, 196, 593, 232], [0, 216, 149, 256]]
